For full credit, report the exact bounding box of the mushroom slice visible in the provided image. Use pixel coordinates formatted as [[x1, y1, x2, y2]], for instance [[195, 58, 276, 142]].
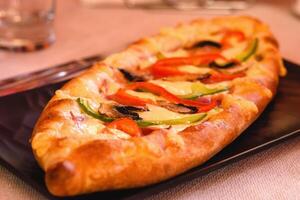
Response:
[[114, 106, 146, 120], [157, 101, 198, 114], [98, 103, 120, 118]]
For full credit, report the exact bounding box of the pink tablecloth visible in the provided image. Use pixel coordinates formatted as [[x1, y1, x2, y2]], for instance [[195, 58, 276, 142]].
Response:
[[0, 0, 299, 199]]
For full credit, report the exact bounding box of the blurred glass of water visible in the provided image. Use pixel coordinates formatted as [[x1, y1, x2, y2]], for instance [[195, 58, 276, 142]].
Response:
[[164, 0, 209, 9], [0, 0, 56, 52]]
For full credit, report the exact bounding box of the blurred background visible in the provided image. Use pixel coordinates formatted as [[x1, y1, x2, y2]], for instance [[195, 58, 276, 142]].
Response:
[[0, 0, 299, 81]]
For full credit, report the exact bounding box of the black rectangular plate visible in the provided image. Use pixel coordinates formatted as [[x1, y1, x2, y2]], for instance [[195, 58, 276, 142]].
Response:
[[0, 60, 299, 200]]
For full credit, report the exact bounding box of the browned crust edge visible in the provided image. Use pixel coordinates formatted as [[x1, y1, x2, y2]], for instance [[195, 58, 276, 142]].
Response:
[[31, 16, 283, 196]]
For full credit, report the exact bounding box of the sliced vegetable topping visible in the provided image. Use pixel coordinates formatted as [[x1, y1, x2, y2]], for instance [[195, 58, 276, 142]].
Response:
[[126, 82, 180, 104], [201, 72, 245, 84], [179, 82, 228, 99], [210, 38, 259, 68], [209, 61, 237, 69], [157, 102, 198, 114], [136, 112, 207, 127], [77, 98, 114, 122], [108, 89, 154, 107], [154, 53, 222, 66], [76, 98, 208, 128], [124, 82, 218, 111], [156, 52, 166, 60], [151, 53, 224, 78], [114, 106, 143, 120], [221, 30, 246, 49], [149, 51, 248, 81], [98, 103, 119, 118], [192, 40, 222, 49], [118, 68, 145, 82], [107, 118, 142, 136], [75, 30, 259, 137], [235, 38, 258, 62]]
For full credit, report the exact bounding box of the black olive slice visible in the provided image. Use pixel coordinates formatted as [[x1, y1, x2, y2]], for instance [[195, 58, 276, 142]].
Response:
[[114, 106, 143, 120], [120, 106, 148, 112], [192, 40, 222, 49], [158, 101, 198, 114], [209, 61, 236, 69]]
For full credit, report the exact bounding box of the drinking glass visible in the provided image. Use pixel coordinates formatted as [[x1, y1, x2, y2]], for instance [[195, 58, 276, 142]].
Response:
[[0, 0, 56, 52], [164, 0, 208, 9]]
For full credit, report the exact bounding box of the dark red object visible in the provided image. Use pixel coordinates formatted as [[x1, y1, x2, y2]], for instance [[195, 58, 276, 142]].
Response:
[[151, 53, 225, 78]]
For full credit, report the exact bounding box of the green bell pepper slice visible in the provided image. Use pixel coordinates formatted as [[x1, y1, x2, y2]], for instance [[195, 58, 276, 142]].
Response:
[[77, 98, 207, 127], [179, 82, 228, 100], [76, 98, 114, 123], [211, 38, 259, 68], [235, 38, 259, 62], [136, 112, 207, 127]]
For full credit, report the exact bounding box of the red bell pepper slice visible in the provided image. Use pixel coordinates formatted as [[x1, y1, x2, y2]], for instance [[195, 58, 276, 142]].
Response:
[[107, 117, 142, 136], [154, 53, 223, 67], [221, 30, 246, 49], [126, 82, 180, 103], [150, 65, 189, 78], [202, 72, 246, 84], [109, 82, 219, 112], [180, 98, 217, 110], [108, 89, 154, 107], [126, 82, 216, 111], [151, 53, 226, 78]]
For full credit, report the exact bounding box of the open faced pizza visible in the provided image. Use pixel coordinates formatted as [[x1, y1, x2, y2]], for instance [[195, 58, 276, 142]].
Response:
[[31, 16, 286, 196]]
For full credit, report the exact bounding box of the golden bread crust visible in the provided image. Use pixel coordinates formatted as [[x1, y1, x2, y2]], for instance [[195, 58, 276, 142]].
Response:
[[31, 16, 284, 196]]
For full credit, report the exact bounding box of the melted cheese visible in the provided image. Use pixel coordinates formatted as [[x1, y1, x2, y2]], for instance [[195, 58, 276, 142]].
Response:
[[178, 65, 212, 74], [139, 56, 157, 69], [126, 90, 163, 101], [150, 80, 193, 95], [98, 73, 120, 95], [139, 104, 191, 121], [141, 107, 223, 132], [221, 41, 248, 60], [162, 49, 189, 58], [150, 80, 228, 96]]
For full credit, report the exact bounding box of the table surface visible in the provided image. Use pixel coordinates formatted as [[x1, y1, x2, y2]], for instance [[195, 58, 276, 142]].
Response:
[[0, 0, 300, 199]]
